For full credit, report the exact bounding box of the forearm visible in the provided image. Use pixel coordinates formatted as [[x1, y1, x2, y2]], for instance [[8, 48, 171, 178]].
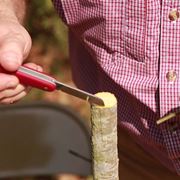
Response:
[[0, 0, 28, 23]]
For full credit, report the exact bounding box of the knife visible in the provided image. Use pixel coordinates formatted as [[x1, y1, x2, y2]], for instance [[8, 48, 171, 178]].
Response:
[[0, 65, 104, 106]]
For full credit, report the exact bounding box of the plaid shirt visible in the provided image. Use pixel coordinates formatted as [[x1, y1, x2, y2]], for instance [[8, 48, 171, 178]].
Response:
[[53, 0, 180, 174]]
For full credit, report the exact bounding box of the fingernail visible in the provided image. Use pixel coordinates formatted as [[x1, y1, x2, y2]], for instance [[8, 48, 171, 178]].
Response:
[[37, 66, 43, 71], [10, 100, 14, 104]]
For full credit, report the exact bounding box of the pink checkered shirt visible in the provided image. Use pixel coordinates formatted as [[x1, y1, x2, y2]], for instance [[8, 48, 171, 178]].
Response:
[[52, 0, 180, 174]]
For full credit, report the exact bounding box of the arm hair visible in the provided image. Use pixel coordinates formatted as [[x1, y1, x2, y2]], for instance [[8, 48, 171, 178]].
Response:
[[0, 0, 29, 23]]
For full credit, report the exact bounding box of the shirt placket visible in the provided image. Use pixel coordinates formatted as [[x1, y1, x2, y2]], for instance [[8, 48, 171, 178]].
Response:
[[159, 0, 180, 173]]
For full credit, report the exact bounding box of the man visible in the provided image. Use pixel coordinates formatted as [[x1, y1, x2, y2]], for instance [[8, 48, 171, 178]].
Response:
[[0, 0, 180, 179]]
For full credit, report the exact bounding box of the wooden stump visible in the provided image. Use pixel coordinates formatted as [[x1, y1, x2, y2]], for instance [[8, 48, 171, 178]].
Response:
[[90, 92, 119, 180]]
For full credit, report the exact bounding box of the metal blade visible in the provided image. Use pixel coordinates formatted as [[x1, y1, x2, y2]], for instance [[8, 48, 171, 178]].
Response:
[[55, 81, 104, 106]]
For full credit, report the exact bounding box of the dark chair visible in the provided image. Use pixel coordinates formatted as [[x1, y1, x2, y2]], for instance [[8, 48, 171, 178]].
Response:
[[0, 101, 92, 178]]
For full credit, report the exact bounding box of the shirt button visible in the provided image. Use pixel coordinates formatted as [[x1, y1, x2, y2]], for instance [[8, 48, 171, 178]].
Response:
[[166, 70, 177, 82], [169, 9, 180, 21]]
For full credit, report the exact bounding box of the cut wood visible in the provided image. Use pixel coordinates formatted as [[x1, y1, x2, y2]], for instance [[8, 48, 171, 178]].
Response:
[[90, 92, 119, 180]]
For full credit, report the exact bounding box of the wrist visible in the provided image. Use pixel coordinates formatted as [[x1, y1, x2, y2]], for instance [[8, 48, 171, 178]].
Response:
[[0, 10, 19, 23], [0, 0, 26, 24]]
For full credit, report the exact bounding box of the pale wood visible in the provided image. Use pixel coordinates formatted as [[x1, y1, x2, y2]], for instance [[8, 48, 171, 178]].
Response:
[[90, 92, 119, 180]]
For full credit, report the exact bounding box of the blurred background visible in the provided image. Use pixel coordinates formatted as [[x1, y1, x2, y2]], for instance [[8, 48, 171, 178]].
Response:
[[25, 0, 90, 122], [4, 1, 91, 180]]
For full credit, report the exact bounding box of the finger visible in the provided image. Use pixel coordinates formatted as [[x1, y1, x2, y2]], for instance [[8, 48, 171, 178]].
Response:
[[0, 33, 31, 72], [0, 37, 23, 71], [0, 84, 30, 99], [24, 62, 43, 72], [0, 62, 42, 91], [0, 73, 19, 91], [0, 87, 31, 104]]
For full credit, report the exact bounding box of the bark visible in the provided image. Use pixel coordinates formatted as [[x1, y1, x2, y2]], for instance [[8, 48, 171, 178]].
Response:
[[90, 92, 119, 180]]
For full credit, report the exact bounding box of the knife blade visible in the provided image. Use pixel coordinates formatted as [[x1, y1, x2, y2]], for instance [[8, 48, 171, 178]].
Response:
[[0, 65, 104, 106]]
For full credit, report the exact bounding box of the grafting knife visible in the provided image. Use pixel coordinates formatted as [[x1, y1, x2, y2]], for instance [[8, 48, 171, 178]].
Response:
[[0, 65, 104, 106]]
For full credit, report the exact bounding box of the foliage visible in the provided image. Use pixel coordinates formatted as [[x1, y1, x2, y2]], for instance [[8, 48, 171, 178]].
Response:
[[23, 1, 89, 123], [23, 0, 70, 101], [26, 0, 68, 58]]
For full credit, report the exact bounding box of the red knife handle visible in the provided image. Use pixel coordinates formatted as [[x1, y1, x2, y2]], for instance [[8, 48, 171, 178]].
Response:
[[0, 66, 57, 92]]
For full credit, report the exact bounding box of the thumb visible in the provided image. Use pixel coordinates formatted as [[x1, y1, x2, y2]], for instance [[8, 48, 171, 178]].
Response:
[[0, 31, 31, 72], [0, 51, 22, 72], [0, 36, 24, 71]]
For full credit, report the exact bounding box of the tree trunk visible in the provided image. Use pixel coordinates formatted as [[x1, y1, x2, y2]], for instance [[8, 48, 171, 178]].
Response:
[[90, 92, 119, 180]]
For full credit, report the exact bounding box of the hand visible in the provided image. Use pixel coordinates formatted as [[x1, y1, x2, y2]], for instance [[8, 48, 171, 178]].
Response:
[[0, 20, 40, 104]]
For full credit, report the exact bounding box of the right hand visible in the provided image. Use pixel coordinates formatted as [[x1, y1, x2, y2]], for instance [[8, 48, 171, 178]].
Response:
[[0, 19, 41, 104]]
